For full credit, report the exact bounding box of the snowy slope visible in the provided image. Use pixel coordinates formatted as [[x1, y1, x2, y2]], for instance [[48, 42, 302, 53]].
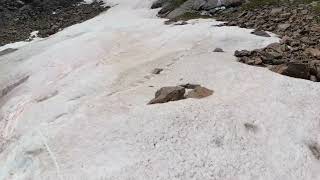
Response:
[[0, 0, 320, 179]]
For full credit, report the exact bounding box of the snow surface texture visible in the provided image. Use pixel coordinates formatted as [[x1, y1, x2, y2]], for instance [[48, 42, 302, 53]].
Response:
[[0, 0, 320, 179]]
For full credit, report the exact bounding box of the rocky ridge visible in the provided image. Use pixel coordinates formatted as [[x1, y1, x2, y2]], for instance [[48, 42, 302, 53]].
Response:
[[0, 0, 109, 46]]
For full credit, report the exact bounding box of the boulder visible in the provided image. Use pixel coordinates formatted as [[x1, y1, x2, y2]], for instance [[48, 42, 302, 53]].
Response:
[[251, 30, 270, 37], [185, 86, 214, 99], [270, 63, 310, 80], [310, 60, 320, 80], [148, 86, 185, 104], [278, 23, 291, 31], [213, 48, 224, 52], [234, 50, 251, 57]]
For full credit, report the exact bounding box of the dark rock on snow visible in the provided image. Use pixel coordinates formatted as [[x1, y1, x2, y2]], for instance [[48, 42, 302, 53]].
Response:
[[213, 48, 224, 52], [270, 63, 310, 80], [251, 30, 271, 37], [148, 84, 214, 104], [148, 86, 185, 104], [152, 68, 164, 74]]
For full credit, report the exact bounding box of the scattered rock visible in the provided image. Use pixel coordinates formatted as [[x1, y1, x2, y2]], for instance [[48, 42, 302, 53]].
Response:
[[213, 48, 224, 52], [210, 3, 320, 82], [151, 68, 163, 74], [251, 30, 271, 37], [185, 86, 214, 99], [148, 86, 185, 104]]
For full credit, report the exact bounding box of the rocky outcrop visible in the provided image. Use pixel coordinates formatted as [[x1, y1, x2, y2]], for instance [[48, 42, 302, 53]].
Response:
[[151, 0, 245, 18]]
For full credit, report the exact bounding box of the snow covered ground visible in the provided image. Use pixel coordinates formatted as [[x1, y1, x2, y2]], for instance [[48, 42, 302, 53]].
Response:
[[0, 0, 320, 179]]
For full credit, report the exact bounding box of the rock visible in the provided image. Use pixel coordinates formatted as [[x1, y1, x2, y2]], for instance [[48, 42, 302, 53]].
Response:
[[151, 68, 163, 74], [0, 48, 18, 56], [270, 63, 310, 80], [180, 83, 200, 89], [310, 60, 320, 79], [148, 86, 185, 104], [151, 0, 167, 9], [310, 25, 320, 33], [213, 48, 224, 52], [280, 13, 291, 18], [234, 50, 251, 57], [280, 35, 292, 45], [278, 23, 291, 31], [270, 7, 283, 15], [251, 30, 271, 37], [310, 75, 318, 82], [267, 51, 282, 59], [185, 86, 214, 99], [305, 48, 320, 59], [173, 21, 188, 25], [253, 57, 263, 65], [265, 43, 285, 53], [308, 143, 320, 160], [165, 0, 245, 19]]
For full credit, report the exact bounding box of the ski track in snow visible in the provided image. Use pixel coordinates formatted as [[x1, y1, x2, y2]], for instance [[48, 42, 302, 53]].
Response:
[[0, 0, 320, 179]]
